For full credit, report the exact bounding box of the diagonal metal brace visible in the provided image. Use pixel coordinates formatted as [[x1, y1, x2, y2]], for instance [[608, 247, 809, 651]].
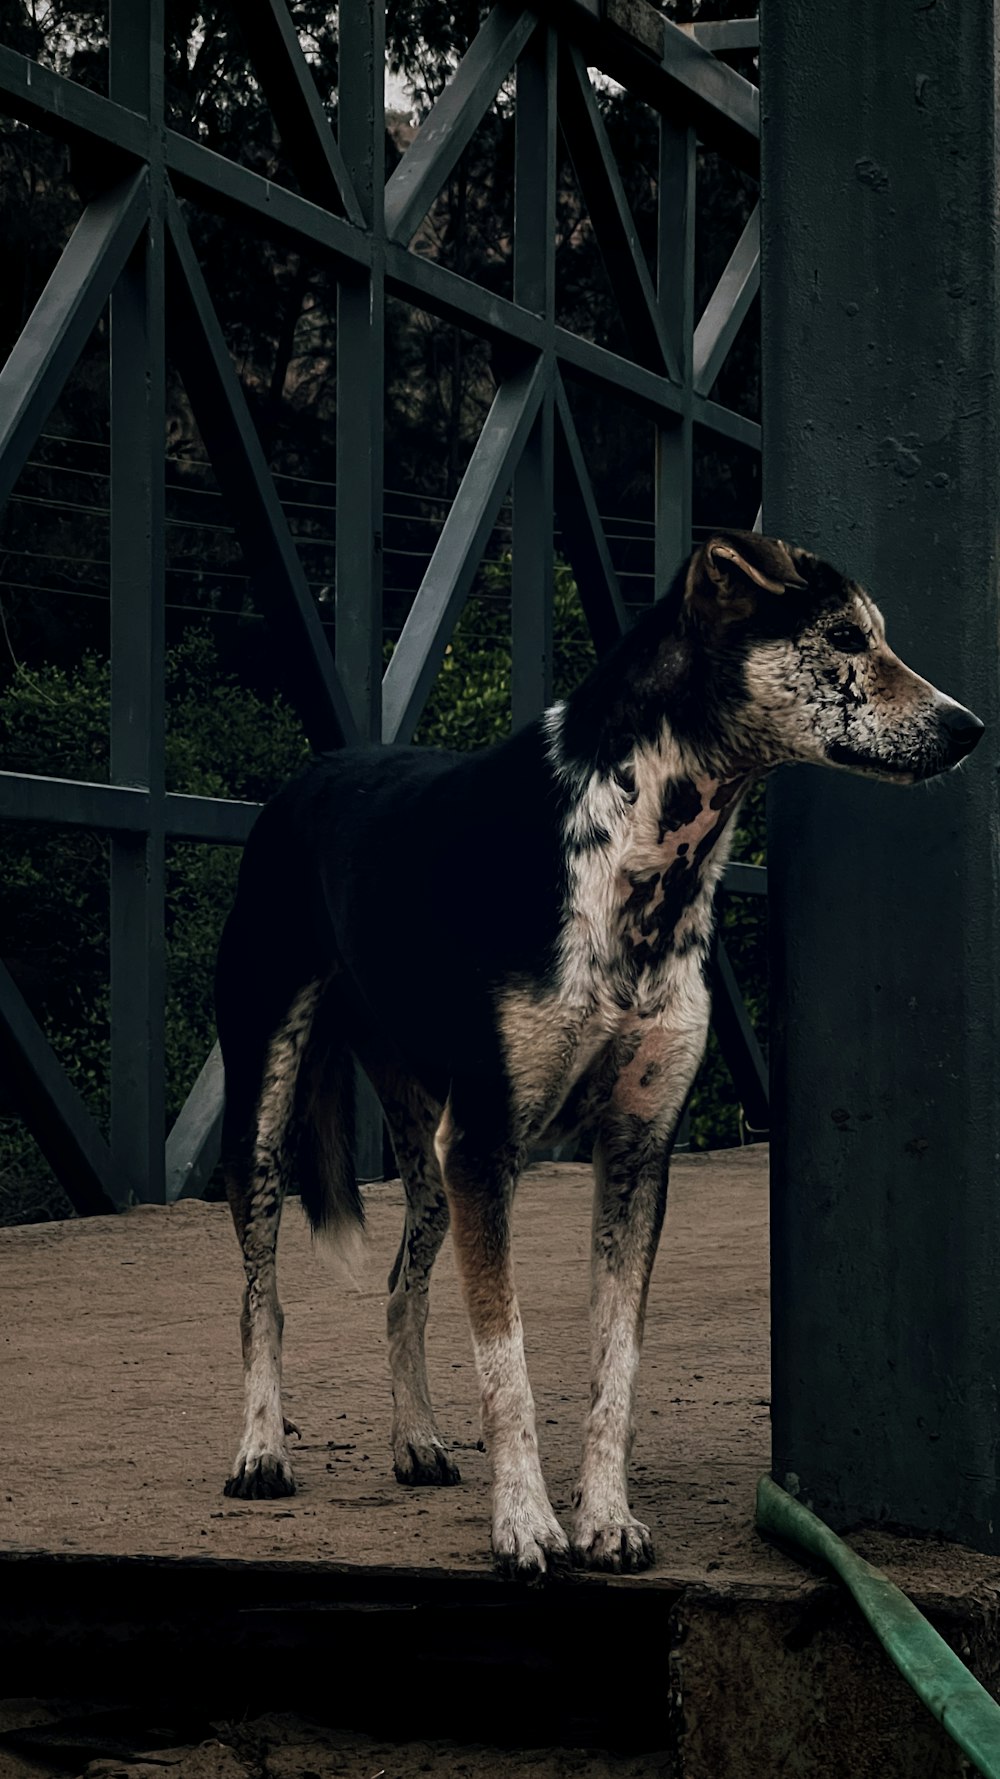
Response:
[[0, 169, 148, 512], [558, 45, 679, 383], [382, 356, 545, 744], [709, 936, 769, 1134], [234, 0, 365, 226], [693, 203, 760, 397], [165, 187, 358, 752], [384, 2, 538, 245], [0, 961, 117, 1215], [553, 374, 629, 654], [165, 1043, 225, 1203]]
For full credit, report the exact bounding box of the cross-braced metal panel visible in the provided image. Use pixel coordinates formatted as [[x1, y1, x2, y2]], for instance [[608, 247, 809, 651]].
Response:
[[0, 0, 764, 1213]]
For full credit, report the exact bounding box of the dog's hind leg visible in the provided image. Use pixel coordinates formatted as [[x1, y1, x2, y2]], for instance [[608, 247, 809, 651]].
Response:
[[221, 978, 321, 1499], [378, 1077, 459, 1487], [436, 1095, 569, 1580]]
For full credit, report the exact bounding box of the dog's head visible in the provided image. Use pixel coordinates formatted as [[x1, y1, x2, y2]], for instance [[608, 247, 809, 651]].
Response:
[[684, 532, 983, 783]]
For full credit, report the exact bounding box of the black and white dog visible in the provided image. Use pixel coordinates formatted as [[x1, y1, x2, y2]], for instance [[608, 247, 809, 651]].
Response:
[[216, 532, 982, 1578]]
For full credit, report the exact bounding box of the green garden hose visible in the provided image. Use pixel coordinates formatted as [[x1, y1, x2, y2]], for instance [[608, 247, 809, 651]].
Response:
[[756, 1475, 1000, 1779]]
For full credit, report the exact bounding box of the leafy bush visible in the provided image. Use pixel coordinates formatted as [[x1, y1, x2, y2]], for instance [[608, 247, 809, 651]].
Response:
[[0, 630, 308, 1224]]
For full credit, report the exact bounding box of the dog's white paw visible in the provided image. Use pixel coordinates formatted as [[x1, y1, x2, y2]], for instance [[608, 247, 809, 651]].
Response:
[[492, 1496, 571, 1581], [572, 1509, 655, 1573], [224, 1440, 295, 1500]]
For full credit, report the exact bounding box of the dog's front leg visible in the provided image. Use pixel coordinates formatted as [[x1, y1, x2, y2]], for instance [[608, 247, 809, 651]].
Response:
[[435, 1100, 569, 1581], [573, 1011, 707, 1572]]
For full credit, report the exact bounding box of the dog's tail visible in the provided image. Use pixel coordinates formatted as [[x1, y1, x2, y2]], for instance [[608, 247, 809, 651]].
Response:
[[293, 985, 366, 1268]]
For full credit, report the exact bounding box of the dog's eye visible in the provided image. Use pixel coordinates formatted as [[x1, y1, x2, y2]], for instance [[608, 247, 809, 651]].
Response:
[[827, 623, 869, 654]]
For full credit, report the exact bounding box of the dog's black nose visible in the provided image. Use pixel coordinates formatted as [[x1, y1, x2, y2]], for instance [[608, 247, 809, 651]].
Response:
[[941, 704, 985, 759]]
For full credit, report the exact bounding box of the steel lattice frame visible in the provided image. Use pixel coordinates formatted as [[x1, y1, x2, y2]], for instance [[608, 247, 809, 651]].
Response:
[[0, 0, 765, 1214]]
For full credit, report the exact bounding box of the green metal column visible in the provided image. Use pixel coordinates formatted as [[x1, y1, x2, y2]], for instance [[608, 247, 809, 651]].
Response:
[[338, 0, 386, 1180], [762, 0, 1000, 1547], [109, 0, 166, 1203]]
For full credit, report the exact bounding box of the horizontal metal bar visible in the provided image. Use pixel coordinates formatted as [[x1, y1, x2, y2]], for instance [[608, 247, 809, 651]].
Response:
[[558, 44, 678, 381], [0, 170, 149, 512], [693, 395, 761, 453], [682, 19, 760, 54], [385, 239, 548, 346], [164, 793, 261, 845], [165, 1043, 225, 1203], [0, 771, 150, 832], [384, 2, 538, 245], [0, 960, 117, 1215], [0, 44, 149, 157], [169, 151, 696, 436], [722, 860, 767, 895], [556, 326, 683, 419], [693, 203, 760, 397], [235, 0, 364, 223], [0, 774, 262, 846], [165, 188, 359, 752], [657, 17, 759, 168], [382, 357, 546, 744], [390, 252, 687, 422], [165, 132, 368, 272]]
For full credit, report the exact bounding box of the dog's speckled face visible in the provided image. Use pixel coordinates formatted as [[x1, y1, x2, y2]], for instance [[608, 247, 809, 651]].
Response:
[[688, 534, 984, 783]]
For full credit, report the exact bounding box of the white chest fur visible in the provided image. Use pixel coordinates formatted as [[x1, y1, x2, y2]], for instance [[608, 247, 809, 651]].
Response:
[[496, 714, 745, 1133]]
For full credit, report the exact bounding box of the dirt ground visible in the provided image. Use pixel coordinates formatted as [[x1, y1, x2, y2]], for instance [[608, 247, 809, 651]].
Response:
[[0, 1148, 778, 1586], [2, 1144, 998, 1604], [5, 1148, 1000, 1778]]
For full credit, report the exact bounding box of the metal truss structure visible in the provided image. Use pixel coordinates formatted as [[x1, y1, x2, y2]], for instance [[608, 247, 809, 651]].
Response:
[[0, 0, 765, 1213]]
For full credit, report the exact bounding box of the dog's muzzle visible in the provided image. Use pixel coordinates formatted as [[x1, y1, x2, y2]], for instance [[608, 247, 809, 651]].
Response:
[[940, 703, 985, 766]]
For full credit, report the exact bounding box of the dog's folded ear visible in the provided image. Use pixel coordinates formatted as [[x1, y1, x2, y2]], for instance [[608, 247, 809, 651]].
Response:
[[689, 533, 809, 617]]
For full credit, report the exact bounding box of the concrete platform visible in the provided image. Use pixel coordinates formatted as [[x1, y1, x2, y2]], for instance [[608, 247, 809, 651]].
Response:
[[2, 1149, 999, 1776]]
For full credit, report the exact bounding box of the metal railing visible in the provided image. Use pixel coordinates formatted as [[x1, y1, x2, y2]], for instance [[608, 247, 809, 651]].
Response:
[[0, 0, 764, 1212]]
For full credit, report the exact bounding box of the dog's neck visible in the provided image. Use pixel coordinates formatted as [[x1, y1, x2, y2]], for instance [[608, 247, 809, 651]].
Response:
[[549, 709, 748, 890]]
